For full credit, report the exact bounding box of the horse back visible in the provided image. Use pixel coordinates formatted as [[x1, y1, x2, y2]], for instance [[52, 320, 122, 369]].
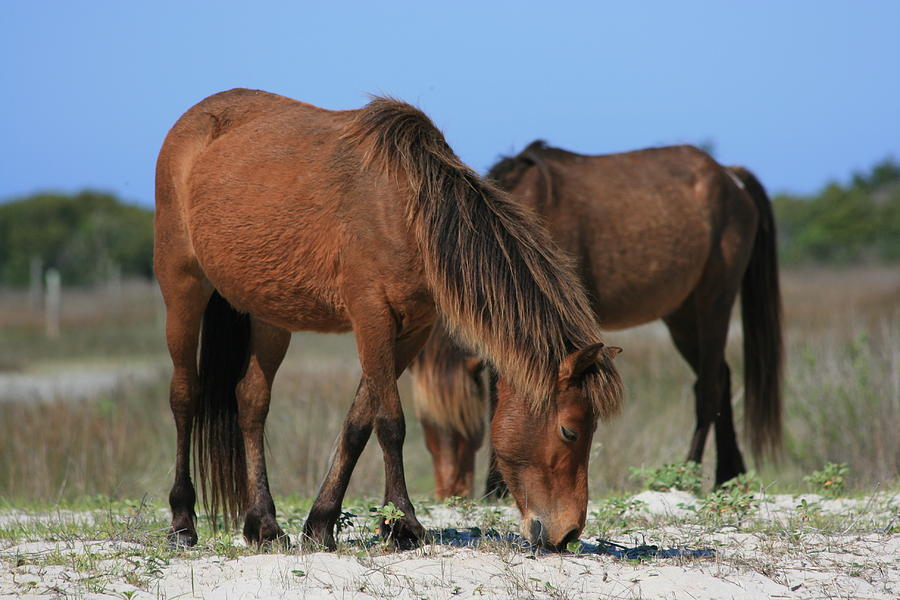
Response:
[[512, 146, 757, 328]]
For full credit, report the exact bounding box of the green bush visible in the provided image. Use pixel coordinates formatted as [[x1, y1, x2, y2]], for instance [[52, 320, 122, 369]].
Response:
[[629, 462, 703, 495], [0, 190, 154, 286], [774, 158, 900, 264], [803, 462, 850, 498]]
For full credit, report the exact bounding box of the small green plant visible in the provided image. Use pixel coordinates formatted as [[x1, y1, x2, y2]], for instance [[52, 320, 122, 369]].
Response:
[[369, 502, 405, 530], [803, 462, 849, 498], [335, 510, 356, 534], [698, 472, 761, 522], [588, 496, 646, 537], [794, 497, 823, 525], [629, 462, 703, 495], [444, 495, 478, 521], [477, 508, 506, 531]]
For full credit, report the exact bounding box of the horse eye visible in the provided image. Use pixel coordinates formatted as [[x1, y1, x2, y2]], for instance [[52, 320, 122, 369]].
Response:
[[560, 425, 578, 442]]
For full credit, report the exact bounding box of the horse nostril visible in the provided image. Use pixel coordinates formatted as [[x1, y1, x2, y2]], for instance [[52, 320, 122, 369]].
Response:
[[559, 527, 580, 550], [529, 519, 547, 545]]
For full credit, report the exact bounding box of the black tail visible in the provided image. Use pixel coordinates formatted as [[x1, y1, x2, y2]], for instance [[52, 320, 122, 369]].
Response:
[[731, 166, 784, 459], [194, 291, 251, 528]]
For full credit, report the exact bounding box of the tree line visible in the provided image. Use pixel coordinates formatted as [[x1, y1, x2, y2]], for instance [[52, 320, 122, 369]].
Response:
[[773, 158, 900, 264], [1, 158, 898, 287], [0, 191, 153, 287]]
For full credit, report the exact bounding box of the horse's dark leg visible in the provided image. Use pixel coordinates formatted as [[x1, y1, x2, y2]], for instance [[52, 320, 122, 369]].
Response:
[[374, 324, 432, 547], [161, 276, 212, 547], [303, 379, 375, 549], [483, 366, 509, 499], [304, 304, 429, 549], [237, 318, 290, 545], [665, 292, 745, 486], [663, 304, 710, 465], [713, 364, 746, 485]]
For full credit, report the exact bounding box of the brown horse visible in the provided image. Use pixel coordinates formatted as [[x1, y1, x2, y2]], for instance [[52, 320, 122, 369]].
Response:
[[154, 91, 622, 550], [412, 141, 783, 498], [410, 318, 488, 499]]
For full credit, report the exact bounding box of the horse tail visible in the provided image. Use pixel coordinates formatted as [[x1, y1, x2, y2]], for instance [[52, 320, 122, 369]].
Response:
[[730, 166, 784, 459], [194, 290, 251, 529], [342, 98, 621, 416], [409, 321, 486, 441]]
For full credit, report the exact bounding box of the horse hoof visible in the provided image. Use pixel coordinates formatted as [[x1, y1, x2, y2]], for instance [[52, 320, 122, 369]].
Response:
[[381, 518, 425, 550], [259, 532, 292, 551], [168, 528, 198, 548], [244, 518, 287, 548], [302, 523, 337, 551]]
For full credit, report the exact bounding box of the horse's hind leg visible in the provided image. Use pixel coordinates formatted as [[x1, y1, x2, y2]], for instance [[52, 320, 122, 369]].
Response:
[[664, 292, 746, 486], [236, 318, 291, 545], [159, 272, 212, 546]]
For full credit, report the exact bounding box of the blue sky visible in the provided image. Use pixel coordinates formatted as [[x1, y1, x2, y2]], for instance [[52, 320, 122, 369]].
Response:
[[2, 1, 899, 206]]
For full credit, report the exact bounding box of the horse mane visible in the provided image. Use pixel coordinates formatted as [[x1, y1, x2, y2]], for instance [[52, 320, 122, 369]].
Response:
[[487, 140, 558, 207], [409, 320, 486, 439], [342, 99, 622, 417]]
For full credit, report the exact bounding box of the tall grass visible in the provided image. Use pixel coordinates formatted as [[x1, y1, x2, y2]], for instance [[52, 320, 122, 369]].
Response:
[[0, 364, 432, 504], [0, 267, 897, 507]]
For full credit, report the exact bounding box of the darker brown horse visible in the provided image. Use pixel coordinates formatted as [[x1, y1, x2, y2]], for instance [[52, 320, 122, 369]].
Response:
[[154, 91, 622, 550], [412, 141, 783, 498]]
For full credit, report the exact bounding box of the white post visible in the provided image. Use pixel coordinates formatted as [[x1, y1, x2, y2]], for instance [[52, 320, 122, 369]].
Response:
[[108, 262, 122, 300], [45, 268, 61, 338]]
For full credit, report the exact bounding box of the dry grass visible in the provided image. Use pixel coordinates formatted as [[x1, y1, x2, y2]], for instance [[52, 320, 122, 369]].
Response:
[[0, 267, 897, 507], [597, 265, 900, 492]]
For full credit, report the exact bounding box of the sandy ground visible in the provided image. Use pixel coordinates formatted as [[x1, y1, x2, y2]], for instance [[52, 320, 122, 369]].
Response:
[[1, 491, 897, 600]]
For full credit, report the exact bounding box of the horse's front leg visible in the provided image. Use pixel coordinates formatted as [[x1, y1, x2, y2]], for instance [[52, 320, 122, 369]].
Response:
[[373, 322, 433, 548], [237, 319, 291, 545], [303, 380, 375, 549], [374, 378, 426, 548], [304, 299, 429, 549]]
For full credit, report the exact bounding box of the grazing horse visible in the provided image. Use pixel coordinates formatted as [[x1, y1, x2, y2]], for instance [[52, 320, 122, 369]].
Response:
[[412, 141, 782, 498], [154, 91, 622, 551]]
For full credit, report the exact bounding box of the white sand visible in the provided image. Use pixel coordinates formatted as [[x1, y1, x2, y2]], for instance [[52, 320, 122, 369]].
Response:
[[1, 491, 897, 600]]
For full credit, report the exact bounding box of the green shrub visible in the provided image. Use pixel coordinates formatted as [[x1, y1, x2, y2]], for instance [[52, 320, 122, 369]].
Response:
[[629, 462, 703, 495], [804, 462, 850, 498]]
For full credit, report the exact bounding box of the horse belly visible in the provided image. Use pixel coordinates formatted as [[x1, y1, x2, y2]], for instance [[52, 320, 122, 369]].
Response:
[[188, 202, 352, 333], [580, 216, 709, 330]]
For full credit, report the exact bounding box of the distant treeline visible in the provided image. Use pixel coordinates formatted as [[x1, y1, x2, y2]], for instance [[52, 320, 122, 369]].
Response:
[[1, 159, 898, 287], [0, 191, 153, 287], [773, 158, 900, 264]]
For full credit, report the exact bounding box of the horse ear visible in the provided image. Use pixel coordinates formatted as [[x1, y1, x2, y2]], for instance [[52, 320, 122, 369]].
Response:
[[559, 343, 605, 382], [605, 346, 622, 359], [464, 356, 483, 374]]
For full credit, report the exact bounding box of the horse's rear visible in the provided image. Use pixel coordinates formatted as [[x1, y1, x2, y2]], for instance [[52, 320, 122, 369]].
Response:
[[157, 89, 371, 333]]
